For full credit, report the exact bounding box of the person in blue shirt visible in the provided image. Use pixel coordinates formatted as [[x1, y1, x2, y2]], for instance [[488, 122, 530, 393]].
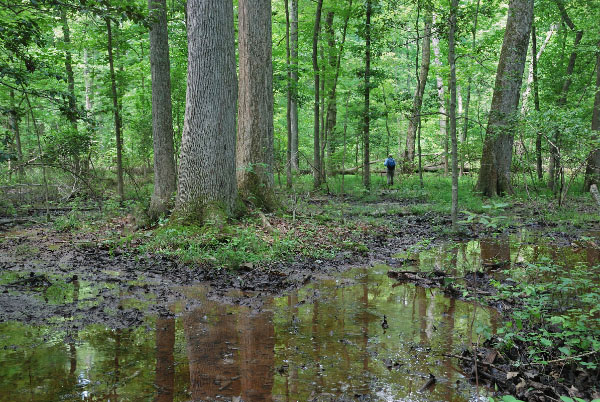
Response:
[[384, 155, 396, 186]]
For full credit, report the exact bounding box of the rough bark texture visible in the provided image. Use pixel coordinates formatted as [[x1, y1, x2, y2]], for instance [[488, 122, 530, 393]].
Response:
[[148, 0, 177, 218], [312, 0, 323, 188], [404, 16, 431, 170], [106, 18, 124, 203], [176, 0, 237, 221], [584, 41, 600, 190], [237, 0, 275, 210], [290, 0, 299, 171], [363, 0, 372, 189], [476, 0, 533, 197], [448, 0, 459, 226]]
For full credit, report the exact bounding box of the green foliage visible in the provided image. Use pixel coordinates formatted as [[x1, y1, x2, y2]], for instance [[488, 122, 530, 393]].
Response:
[[492, 258, 600, 369]]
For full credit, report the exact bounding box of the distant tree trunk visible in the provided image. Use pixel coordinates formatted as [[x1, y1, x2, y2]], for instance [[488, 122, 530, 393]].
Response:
[[461, 0, 480, 176], [431, 16, 447, 174], [148, 0, 177, 218], [61, 9, 80, 175], [320, 36, 326, 183], [362, 0, 372, 189], [521, 24, 556, 114], [549, 2, 583, 192], [448, 0, 459, 226], [532, 25, 543, 180], [83, 49, 93, 114], [284, 0, 292, 188], [237, 0, 275, 210], [476, 0, 533, 197], [584, 41, 600, 190], [106, 18, 124, 203], [323, 11, 334, 179], [8, 90, 24, 178], [404, 12, 431, 171], [176, 0, 238, 221], [290, 0, 299, 171], [312, 0, 323, 188]]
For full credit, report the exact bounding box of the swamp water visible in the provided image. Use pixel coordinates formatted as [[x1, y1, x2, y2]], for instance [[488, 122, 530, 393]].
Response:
[[1, 233, 596, 402]]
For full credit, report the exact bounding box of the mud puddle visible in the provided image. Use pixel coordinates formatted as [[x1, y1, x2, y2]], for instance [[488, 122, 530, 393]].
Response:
[[0, 263, 496, 401]]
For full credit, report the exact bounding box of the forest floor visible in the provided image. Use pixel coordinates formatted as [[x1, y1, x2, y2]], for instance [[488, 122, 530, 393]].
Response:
[[1, 176, 600, 401]]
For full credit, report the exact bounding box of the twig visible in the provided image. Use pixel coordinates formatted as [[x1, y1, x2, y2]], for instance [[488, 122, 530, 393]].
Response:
[[441, 353, 507, 373], [530, 350, 600, 365]]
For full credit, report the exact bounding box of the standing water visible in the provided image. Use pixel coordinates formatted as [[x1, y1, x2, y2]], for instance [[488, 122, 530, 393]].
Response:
[[2, 233, 593, 401]]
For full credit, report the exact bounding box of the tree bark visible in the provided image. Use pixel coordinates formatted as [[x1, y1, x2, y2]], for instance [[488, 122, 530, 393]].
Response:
[[404, 13, 431, 170], [362, 0, 372, 189], [448, 0, 459, 226], [106, 18, 124, 203], [176, 0, 238, 221], [476, 0, 533, 197], [237, 0, 275, 210], [584, 41, 600, 190], [312, 0, 324, 188], [290, 0, 299, 171], [148, 0, 177, 218]]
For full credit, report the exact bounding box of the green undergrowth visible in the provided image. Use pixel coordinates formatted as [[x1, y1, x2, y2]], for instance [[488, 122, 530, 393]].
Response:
[[489, 258, 600, 371], [139, 214, 349, 270]]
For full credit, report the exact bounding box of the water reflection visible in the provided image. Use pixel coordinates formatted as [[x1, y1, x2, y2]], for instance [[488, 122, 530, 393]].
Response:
[[4, 232, 594, 401]]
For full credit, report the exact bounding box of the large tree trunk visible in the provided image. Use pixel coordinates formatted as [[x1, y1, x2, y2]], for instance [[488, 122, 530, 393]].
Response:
[[404, 14, 431, 171], [148, 0, 177, 218], [476, 0, 533, 197], [584, 41, 600, 190], [312, 0, 323, 188], [362, 0, 372, 189], [237, 0, 275, 210], [106, 18, 124, 203], [176, 0, 238, 221], [448, 0, 459, 226], [290, 0, 299, 171]]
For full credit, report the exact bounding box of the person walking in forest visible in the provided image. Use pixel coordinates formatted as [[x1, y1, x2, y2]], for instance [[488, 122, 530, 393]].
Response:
[[384, 154, 396, 186]]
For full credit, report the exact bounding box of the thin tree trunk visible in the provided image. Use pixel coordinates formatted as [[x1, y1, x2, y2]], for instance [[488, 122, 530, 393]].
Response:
[[404, 10, 431, 171], [8, 90, 24, 178], [290, 0, 299, 171], [312, 0, 324, 188], [237, 0, 275, 210], [549, 2, 583, 191], [320, 33, 326, 183], [521, 24, 557, 114], [176, 0, 238, 221], [431, 16, 447, 175], [285, 0, 292, 188], [448, 0, 459, 226], [61, 9, 80, 176], [106, 18, 124, 203], [461, 0, 480, 176], [363, 0, 372, 189], [149, 0, 177, 217], [532, 25, 543, 180], [476, 0, 534, 197], [584, 40, 600, 190]]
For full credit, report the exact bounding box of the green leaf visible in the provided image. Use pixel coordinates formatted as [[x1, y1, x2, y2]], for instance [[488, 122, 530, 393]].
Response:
[[558, 347, 571, 356], [560, 397, 574, 402], [540, 338, 552, 347]]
